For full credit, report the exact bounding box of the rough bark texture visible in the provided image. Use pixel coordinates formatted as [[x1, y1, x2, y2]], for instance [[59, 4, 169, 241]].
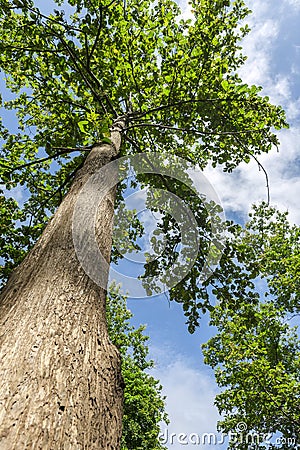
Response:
[[0, 119, 126, 449]]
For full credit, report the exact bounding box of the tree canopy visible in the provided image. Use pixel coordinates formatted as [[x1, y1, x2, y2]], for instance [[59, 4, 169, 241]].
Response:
[[0, 0, 288, 326], [203, 204, 300, 448]]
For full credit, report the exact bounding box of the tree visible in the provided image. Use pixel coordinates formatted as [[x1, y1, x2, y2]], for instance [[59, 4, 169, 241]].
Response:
[[202, 204, 300, 449], [0, 0, 288, 448]]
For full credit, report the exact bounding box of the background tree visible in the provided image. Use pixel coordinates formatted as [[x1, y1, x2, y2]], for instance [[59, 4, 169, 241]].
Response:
[[0, 0, 288, 448], [203, 204, 300, 448]]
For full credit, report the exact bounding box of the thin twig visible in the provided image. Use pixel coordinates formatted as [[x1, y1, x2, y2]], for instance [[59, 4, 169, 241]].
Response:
[[250, 154, 270, 205], [126, 41, 142, 106], [88, 7, 103, 65], [24, 4, 82, 32], [208, 101, 271, 205]]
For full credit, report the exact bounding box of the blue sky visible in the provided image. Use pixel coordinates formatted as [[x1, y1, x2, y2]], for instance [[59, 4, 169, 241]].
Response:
[[126, 0, 300, 448], [1, 0, 300, 448]]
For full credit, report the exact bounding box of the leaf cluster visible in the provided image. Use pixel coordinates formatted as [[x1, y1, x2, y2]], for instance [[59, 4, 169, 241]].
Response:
[[0, 0, 288, 292], [202, 205, 300, 448]]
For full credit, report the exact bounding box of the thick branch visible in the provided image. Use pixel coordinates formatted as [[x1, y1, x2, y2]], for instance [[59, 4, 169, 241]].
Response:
[[128, 97, 255, 121], [0, 44, 58, 53], [125, 122, 267, 136]]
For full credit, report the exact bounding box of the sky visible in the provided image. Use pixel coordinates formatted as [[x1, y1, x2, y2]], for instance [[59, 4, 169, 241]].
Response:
[[1, 0, 300, 448], [126, 0, 300, 448]]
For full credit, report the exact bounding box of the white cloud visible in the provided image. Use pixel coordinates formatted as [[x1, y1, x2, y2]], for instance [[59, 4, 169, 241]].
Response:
[[1, 184, 26, 206], [283, 0, 300, 11], [204, 125, 300, 225], [201, 0, 300, 226], [173, 0, 300, 227], [177, 0, 194, 23], [239, 12, 279, 89], [150, 346, 224, 450]]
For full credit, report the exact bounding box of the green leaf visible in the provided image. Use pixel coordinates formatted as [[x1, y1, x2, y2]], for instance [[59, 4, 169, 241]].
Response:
[[78, 120, 88, 133], [101, 137, 112, 144]]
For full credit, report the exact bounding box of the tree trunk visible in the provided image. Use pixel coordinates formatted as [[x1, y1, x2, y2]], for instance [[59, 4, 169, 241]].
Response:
[[0, 118, 126, 449]]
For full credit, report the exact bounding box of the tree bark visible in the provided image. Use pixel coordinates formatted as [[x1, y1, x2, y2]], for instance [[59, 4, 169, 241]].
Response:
[[0, 118, 126, 449]]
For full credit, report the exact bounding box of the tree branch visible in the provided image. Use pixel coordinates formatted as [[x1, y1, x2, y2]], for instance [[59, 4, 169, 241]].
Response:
[[206, 101, 271, 205], [250, 154, 270, 205], [125, 122, 267, 136], [29, 158, 86, 227], [127, 97, 250, 120], [0, 147, 90, 173], [54, 32, 108, 115], [125, 40, 143, 109], [23, 3, 82, 33], [0, 44, 58, 54], [87, 6, 103, 66]]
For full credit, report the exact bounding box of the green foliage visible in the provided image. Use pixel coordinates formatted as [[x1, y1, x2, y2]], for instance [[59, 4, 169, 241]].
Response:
[[0, 192, 31, 281], [106, 284, 168, 450], [0, 0, 288, 294], [202, 205, 300, 448]]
